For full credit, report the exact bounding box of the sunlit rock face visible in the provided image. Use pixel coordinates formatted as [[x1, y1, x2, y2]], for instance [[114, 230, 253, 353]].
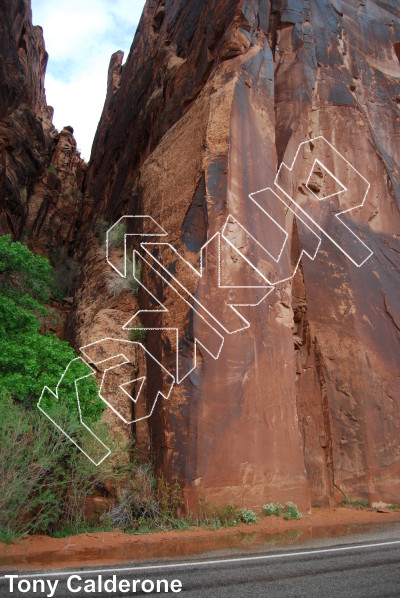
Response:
[[2, 0, 400, 511], [82, 0, 400, 510]]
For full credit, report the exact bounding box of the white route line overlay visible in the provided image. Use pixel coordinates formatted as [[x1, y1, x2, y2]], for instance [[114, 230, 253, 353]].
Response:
[[80, 338, 175, 424], [274, 135, 373, 268], [38, 339, 176, 466], [106, 215, 168, 278], [38, 136, 373, 465], [2, 539, 399, 579], [123, 251, 225, 384], [139, 234, 273, 336], [222, 187, 322, 287], [37, 357, 111, 467]]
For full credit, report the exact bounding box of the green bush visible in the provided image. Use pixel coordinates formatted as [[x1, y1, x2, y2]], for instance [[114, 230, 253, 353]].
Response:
[[263, 502, 283, 517], [239, 508, 258, 524], [0, 235, 103, 419], [0, 233, 52, 302], [102, 469, 188, 534], [263, 501, 302, 520], [0, 235, 112, 541], [0, 389, 113, 541], [198, 495, 241, 529], [283, 502, 302, 520], [197, 499, 259, 528]]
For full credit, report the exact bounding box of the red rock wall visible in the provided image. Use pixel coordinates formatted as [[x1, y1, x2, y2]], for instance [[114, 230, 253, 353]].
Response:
[[82, 0, 400, 510], [0, 0, 87, 268], [2, 0, 400, 511], [0, 0, 51, 236]]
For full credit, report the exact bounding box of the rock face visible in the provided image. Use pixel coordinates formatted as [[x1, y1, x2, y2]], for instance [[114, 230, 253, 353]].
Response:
[[0, 0, 87, 300], [82, 0, 400, 511], [2, 0, 400, 512], [0, 0, 51, 237]]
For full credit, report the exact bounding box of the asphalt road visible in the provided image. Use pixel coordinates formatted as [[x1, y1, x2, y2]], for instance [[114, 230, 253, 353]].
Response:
[[1, 527, 399, 597]]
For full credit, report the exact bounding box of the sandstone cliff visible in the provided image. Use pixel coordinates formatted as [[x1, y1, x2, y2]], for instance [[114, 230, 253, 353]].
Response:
[[0, 0, 87, 301], [2, 0, 400, 512]]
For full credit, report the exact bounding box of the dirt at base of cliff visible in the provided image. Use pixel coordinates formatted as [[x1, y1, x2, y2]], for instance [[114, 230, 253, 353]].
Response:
[[1, 508, 400, 571]]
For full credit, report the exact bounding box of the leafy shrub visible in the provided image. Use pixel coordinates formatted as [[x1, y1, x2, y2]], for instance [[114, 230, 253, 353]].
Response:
[[0, 236, 112, 541], [0, 234, 52, 302], [0, 390, 113, 540], [157, 476, 184, 520], [263, 501, 302, 520], [283, 502, 302, 520], [102, 468, 187, 533], [0, 527, 16, 545], [102, 466, 155, 529], [0, 235, 103, 419], [198, 495, 242, 529], [239, 508, 258, 524], [263, 502, 283, 516], [198, 500, 259, 528]]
